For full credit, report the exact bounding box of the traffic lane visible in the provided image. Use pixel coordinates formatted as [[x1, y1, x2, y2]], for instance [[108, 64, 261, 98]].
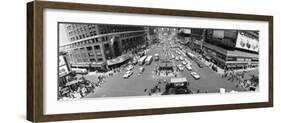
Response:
[[175, 62, 246, 93], [85, 60, 159, 98], [172, 54, 245, 92]]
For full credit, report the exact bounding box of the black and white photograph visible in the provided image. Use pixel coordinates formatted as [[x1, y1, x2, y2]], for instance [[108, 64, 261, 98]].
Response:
[[58, 23, 259, 101]]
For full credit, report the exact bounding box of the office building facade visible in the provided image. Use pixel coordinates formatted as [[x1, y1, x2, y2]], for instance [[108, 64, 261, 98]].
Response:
[[60, 24, 149, 71]]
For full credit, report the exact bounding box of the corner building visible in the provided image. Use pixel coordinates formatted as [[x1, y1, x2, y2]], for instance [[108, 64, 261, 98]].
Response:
[[60, 24, 149, 71], [203, 29, 259, 70]]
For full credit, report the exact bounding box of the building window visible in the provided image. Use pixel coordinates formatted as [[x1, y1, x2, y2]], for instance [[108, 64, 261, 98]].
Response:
[[252, 58, 259, 62], [86, 46, 92, 51], [90, 32, 94, 36], [94, 45, 100, 50], [227, 57, 236, 61], [98, 58, 103, 62], [90, 58, 96, 62]]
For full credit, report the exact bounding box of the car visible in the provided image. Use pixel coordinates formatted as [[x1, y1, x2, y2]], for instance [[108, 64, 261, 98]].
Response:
[[177, 64, 185, 71], [212, 65, 218, 72], [179, 56, 184, 61], [123, 71, 133, 78], [197, 63, 204, 68], [182, 61, 187, 65], [154, 54, 160, 61], [185, 65, 192, 71], [190, 72, 200, 79], [139, 67, 145, 73], [175, 56, 179, 61], [126, 65, 134, 71], [132, 59, 138, 65], [184, 58, 189, 63]]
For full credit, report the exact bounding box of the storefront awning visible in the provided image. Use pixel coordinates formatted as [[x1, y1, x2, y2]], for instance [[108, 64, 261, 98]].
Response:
[[107, 55, 129, 66], [71, 63, 90, 67], [91, 62, 106, 67], [65, 80, 80, 86]]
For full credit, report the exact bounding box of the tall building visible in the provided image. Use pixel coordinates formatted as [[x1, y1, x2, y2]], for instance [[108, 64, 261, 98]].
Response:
[[60, 23, 148, 71], [203, 29, 259, 70]]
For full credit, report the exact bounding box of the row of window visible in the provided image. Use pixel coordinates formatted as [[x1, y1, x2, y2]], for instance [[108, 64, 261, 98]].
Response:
[[61, 36, 110, 50], [119, 31, 144, 38], [68, 48, 105, 63], [69, 30, 98, 41], [66, 24, 97, 41], [226, 56, 259, 62], [62, 31, 145, 50], [98, 25, 144, 34]]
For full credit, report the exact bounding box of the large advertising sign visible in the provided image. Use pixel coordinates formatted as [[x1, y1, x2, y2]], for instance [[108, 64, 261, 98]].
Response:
[[235, 32, 259, 52], [59, 55, 70, 77], [212, 30, 224, 38]]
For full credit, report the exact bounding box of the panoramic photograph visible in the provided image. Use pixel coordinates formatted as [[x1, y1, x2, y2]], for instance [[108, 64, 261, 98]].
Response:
[[58, 23, 259, 101]]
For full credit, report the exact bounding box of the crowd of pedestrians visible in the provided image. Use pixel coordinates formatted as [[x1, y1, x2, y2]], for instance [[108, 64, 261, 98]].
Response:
[[222, 69, 258, 91]]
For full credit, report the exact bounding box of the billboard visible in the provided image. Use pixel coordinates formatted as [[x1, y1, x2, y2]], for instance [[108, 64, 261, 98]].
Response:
[[235, 32, 259, 52], [213, 30, 224, 38], [59, 55, 70, 77], [179, 29, 191, 34]]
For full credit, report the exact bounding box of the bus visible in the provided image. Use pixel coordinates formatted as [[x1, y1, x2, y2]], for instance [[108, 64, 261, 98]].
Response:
[[138, 56, 147, 66], [187, 52, 195, 59], [145, 55, 153, 65], [71, 68, 88, 75]]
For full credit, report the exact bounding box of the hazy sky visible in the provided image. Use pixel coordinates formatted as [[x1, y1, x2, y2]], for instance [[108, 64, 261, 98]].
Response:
[[59, 24, 69, 46]]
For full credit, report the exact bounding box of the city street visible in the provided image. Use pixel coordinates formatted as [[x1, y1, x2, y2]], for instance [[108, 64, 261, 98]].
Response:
[[84, 34, 252, 98]]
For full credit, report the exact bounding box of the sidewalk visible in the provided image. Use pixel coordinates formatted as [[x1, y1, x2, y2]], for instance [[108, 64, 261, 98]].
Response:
[[197, 54, 258, 75]]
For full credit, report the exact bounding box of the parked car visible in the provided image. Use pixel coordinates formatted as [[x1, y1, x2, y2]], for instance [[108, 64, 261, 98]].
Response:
[[190, 72, 200, 79], [132, 59, 138, 65], [123, 71, 133, 79], [177, 64, 185, 71], [197, 63, 204, 68], [212, 65, 218, 72], [185, 65, 192, 71], [175, 56, 179, 61], [126, 65, 134, 71], [182, 61, 187, 65]]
